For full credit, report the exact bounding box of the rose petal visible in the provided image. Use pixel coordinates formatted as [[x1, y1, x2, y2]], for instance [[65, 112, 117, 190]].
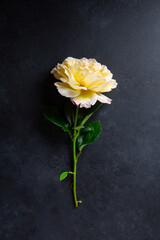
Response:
[[63, 57, 78, 67], [51, 64, 78, 85], [71, 90, 97, 108], [69, 65, 89, 83], [54, 82, 80, 98], [67, 81, 87, 91], [90, 79, 117, 92], [96, 93, 112, 104], [80, 74, 107, 89]]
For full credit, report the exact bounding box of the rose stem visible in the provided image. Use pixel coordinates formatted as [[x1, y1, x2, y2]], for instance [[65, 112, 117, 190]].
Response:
[[73, 105, 79, 208]]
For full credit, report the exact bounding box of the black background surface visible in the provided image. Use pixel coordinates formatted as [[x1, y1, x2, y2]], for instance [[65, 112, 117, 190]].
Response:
[[0, 0, 160, 239]]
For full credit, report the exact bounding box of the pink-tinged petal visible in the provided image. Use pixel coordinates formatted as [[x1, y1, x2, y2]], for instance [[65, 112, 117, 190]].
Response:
[[71, 100, 78, 106], [54, 82, 80, 98], [60, 78, 67, 82], [71, 90, 97, 108], [96, 93, 112, 104]]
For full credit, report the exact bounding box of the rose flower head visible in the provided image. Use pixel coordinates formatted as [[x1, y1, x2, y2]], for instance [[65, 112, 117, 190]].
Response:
[[51, 57, 117, 108]]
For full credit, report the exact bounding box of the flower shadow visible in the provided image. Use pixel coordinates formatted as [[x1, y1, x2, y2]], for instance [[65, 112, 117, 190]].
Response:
[[37, 73, 73, 168]]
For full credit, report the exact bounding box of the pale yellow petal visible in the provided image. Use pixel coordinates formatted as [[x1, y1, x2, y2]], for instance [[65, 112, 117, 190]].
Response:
[[63, 57, 78, 67], [80, 74, 107, 88], [51, 66, 62, 80], [51, 63, 78, 85], [51, 64, 70, 81], [88, 58, 97, 65], [90, 79, 117, 93], [67, 81, 87, 91], [54, 82, 80, 98], [69, 65, 88, 83], [71, 90, 97, 108], [96, 93, 112, 104], [102, 71, 113, 79]]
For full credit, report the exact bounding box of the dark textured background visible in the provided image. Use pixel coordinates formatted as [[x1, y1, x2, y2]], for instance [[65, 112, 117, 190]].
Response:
[[0, 0, 160, 239]]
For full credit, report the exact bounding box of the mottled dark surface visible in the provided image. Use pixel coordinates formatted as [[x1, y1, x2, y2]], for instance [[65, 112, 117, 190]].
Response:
[[0, 0, 160, 239]]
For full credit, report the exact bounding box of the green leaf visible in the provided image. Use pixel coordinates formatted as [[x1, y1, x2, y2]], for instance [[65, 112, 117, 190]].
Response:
[[60, 172, 68, 181], [43, 106, 71, 132], [64, 100, 76, 126], [78, 103, 102, 126], [77, 121, 101, 151]]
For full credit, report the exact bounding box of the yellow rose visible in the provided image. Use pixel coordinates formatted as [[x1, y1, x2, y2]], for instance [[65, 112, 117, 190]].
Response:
[[51, 57, 117, 108]]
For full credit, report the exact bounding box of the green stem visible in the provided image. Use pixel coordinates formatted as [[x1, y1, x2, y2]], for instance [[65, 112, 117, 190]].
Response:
[[73, 105, 79, 207], [71, 104, 102, 207]]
